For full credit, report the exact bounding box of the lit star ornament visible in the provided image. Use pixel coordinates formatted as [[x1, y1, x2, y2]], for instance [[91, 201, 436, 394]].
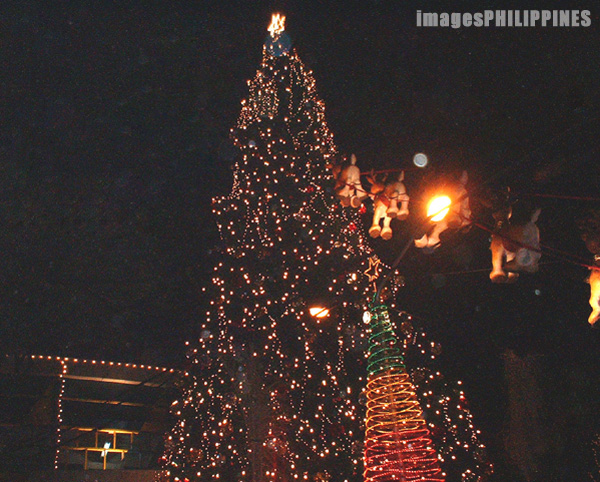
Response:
[[364, 256, 381, 283], [266, 13, 292, 56], [268, 13, 286, 36]]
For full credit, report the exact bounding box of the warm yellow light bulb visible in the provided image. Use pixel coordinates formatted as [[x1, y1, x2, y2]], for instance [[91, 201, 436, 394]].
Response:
[[309, 307, 330, 319], [427, 195, 451, 222]]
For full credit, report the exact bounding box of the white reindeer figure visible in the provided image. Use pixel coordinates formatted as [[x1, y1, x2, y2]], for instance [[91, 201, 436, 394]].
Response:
[[333, 154, 368, 208], [489, 207, 542, 283], [415, 171, 471, 249], [368, 171, 409, 241]]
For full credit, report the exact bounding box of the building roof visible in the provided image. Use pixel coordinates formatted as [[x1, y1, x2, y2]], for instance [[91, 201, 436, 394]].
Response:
[[0, 354, 176, 478]]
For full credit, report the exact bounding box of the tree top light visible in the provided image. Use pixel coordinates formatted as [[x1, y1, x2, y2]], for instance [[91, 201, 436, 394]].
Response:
[[268, 13, 286, 37]]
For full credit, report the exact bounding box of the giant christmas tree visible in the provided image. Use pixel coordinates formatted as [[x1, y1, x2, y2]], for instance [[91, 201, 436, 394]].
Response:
[[162, 15, 374, 481], [163, 15, 491, 482]]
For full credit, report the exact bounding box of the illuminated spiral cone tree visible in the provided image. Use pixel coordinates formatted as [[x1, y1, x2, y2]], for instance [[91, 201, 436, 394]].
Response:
[[162, 14, 374, 482], [364, 302, 446, 482]]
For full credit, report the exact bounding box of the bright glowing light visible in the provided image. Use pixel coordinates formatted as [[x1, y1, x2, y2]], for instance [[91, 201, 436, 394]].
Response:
[[427, 196, 451, 222], [413, 152, 428, 168], [363, 311, 371, 324], [309, 306, 330, 319], [268, 13, 286, 37], [364, 304, 445, 482]]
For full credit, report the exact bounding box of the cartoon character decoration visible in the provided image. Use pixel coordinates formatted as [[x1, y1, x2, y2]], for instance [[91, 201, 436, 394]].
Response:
[[367, 171, 409, 240], [414, 171, 471, 250], [577, 209, 600, 325], [332, 154, 368, 208], [489, 207, 542, 283]]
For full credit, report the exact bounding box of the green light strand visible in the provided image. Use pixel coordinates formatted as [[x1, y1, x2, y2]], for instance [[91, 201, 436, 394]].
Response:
[[367, 303, 405, 376]]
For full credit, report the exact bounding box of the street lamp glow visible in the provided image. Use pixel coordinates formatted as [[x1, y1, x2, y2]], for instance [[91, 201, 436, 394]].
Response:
[[427, 196, 451, 222], [309, 306, 330, 319]]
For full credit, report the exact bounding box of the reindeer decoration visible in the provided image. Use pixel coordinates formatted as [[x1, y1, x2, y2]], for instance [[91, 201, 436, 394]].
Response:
[[589, 260, 600, 326], [415, 171, 471, 250], [331, 154, 368, 208], [489, 207, 542, 283], [577, 210, 600, 325], [367, 171, 409, 240]]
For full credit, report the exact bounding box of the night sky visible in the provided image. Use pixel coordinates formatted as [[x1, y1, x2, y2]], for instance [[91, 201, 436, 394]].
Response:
[[3, 1, 600, 476]]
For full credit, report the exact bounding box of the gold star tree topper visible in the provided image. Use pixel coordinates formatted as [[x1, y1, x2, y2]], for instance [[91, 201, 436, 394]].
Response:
[[268, 13, 286, 37]]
